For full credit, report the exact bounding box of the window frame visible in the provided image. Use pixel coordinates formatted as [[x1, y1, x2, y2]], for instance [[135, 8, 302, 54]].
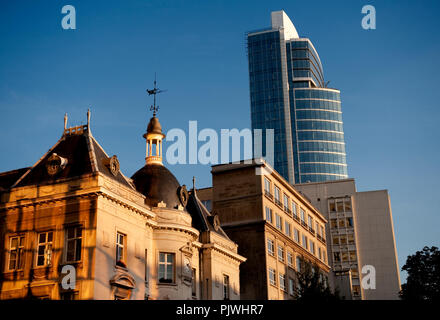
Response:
[[64, 225, 83, 263], [158, 252, 176, 284], [8, 235, 25, 271], [36, 231, 54, 267]]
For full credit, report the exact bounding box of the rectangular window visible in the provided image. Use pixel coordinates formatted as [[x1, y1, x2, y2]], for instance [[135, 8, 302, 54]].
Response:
[[116, 232, 126, 266], [267, 239, 275, 256], [308, 215, 313, 228], [294, 229, 300, 243], [274, 186, 281, 206], [310, 240, 315, 255], [329, 199, 336, 212], [287, 251, 293, 268], [300, 208, 306, 224], [265, 207, 273, 223], [340, 235, 347, 245], [330, 219, 337, 229], [318, 247, 322, 260], [296, 256, 301, 272], [279, 273, 286, 291], [346, 217, 353, 227], [269, 268, 276, 286], [292, 201, 298, 218], [302, 235, 308, 249], [36, 231, 53, 267], [283, 194, 290, 212], [158, 252, 175, 283], [285, 222, 291, 237], [192, 268, 197, 297], [8, 236, 25, 270], [65, 226, 82, 262], [276, 214, 282, 231], [289, 278, 295, 295], [336, 200, 344, 212], [278, 245, 284, 262], [223, 274, 230, 300], [344, 198, 352, 212], [348, 233, 355, 245], [334, 252, 340, 262], [145, 249, 149, 286], [332, 236, 340, 245], [264, 178, 271, 194], [320, 226, 325, 240]]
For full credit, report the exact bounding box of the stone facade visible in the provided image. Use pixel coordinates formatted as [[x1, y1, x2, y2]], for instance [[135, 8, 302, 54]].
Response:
[[0, 115, 245, 300]]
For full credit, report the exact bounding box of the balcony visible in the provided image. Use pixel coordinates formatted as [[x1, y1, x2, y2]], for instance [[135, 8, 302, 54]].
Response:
[[293, 215, 300, 223], [309, 227, 315, 235], [284, 207, 291, 215], [301, 220, 308, 228], [274, 198, 283, 208]]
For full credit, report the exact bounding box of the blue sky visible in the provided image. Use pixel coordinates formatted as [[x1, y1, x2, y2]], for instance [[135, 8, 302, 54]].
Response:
[[1, 0, 439, 284]]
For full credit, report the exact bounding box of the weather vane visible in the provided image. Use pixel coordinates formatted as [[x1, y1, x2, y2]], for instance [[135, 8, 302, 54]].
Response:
[[147, 73, 167, 117]]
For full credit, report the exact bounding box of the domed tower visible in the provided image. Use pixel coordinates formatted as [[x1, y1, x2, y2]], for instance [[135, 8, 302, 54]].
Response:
[[131, 84, 188, 210]]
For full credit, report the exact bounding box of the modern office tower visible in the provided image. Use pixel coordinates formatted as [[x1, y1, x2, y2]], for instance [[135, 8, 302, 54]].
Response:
[[197, 159, 330, 300], [294, 179, 401, 300], [247, 10, 348, 184]]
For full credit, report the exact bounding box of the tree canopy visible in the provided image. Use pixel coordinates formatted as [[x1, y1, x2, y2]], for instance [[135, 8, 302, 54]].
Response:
[[400, 246, 440, 301]]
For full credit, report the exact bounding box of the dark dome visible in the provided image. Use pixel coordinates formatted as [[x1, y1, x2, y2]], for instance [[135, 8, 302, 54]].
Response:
[[131, 164, 182, 209]]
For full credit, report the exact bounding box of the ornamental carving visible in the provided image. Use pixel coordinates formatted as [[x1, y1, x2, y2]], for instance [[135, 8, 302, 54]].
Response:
[[46, 153, 68, 176], [177, 185, 188, 207], [103, 155, 120, 176]]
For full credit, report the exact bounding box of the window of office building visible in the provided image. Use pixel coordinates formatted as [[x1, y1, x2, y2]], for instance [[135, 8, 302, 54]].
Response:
[[336, 200, 344, 212], [279, 273, 286, 291], [332, 235, 339, 245], [276, 214, 282, 231], [338, 219, 346, 228], [192, 268, 197, 297], [8, 235, 25, 270], [346, 217, 353, 227], [292, 201, 298, 217], [223, 275, 230, 300], [269, 268, 276, 286], [342, 252, 349, 262], [294, 229, 300, 243], [310, 240, 315, 255], [302, 235, 308, 249], [330, 219, 337, 229], [274, 186, 281, 205], [334, 252, 341, 262], [285, 221, 291, 237], [278, 245, 285, 262], [265, 207, 273, 223], [158, 252, 175, 283], [349, 251, 357, 262], [289, 278, 295, 295], [267, 239, 275, 256], [283, 194, 290, 212], [264, 178, 271, 195], [340, 235, 347, 245], [65, 226, 82, 263], [36, 231, 53, 267], [287, 251, 294, 268], [300, 208, 306, 224], [329, 199, 336, 212], [344, 198, 352, 212], [348, 233, 355, 245]]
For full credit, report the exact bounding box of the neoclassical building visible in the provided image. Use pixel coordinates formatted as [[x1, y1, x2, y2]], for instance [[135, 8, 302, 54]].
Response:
[[0, 110, 245, 300]]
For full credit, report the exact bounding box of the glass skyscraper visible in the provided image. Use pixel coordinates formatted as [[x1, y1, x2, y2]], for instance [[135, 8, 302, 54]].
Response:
[[248, 11, 348, 184]]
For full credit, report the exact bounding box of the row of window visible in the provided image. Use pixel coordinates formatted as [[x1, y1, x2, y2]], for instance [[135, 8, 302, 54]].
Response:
[[296, 120, 343, 132], [330, 218, 354, 229], [332, 233, 356, 246], [299, 152, 347, 164], [299, 163, 348, 175], [297, 130, 345, 143], [267, 236, 327, 264], [299, 174, 348, 183], [294, 89, 340, 101], [333, 251, 357, 263], [294, 99, 342, 112], [296, 110, 343, 122], [268, 267, 297, 295], [8, 226, 82, 271], [298, 141, 346, 153]]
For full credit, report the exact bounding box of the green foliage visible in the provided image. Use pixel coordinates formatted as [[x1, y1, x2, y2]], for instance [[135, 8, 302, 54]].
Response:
[[400, 246, 440, 301], [294, 259, 340, 301]]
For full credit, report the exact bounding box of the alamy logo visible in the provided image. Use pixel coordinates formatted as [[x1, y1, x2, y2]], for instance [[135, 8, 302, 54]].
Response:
[[361, 265, 376, 290], [361, 5, 376, 30], [61, 5, 76, 30], [61, 264, 76, 290]]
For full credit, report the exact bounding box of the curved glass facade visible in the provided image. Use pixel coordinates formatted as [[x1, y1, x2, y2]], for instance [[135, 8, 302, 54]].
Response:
[[248, 12, 348, 184]]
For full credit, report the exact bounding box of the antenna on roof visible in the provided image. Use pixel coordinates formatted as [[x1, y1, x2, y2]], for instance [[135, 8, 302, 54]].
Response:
[[147, 73, 167, 117], [87, 109, 91, 127]]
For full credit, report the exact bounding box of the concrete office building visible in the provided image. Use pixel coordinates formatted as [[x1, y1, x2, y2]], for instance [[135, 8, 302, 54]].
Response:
[[248, 10, 348, 184], [197, 159, 330, 300], [294, 179, 401, 300]]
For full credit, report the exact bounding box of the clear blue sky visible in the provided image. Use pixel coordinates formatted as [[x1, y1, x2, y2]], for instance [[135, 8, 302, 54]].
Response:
[[1, 0, 439, 284]]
